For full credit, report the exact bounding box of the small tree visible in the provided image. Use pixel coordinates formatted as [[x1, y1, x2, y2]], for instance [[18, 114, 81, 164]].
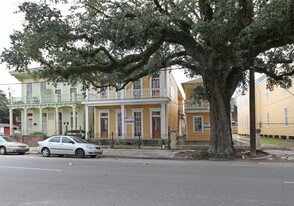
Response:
[[0, 90, 9, 123], [1, 0, 294, 156]]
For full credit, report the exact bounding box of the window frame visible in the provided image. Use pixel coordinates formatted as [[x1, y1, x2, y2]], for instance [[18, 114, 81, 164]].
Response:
[[284, 108, 288, 127], [193, 116, 204, 132]]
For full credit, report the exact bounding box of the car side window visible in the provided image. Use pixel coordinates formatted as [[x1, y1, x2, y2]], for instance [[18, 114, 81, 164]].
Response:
[[62, 137, 72, 143], [49, 136, 61, 143]]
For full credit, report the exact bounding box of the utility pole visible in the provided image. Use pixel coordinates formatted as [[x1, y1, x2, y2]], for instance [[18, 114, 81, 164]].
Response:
[[249, 47, 256, 156]]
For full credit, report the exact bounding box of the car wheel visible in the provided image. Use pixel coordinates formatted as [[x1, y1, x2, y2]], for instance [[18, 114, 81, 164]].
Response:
[[90, 155, 97, 158], [0, 146, 7, 155], [75, 148, 85, 158], [41, 148, 50, 157]]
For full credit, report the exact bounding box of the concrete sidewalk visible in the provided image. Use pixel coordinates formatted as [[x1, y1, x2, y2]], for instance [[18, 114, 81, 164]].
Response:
[[29, 144, 294, 161], [29, 147, 179, 159], [233, 134, 294, 161]]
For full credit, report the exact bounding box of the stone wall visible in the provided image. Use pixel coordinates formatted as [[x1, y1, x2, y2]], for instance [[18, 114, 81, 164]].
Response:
[[13, 135, 45, 147]]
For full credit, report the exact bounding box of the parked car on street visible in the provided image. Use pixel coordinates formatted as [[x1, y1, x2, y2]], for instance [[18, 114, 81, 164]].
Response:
[[0, 136, 30, 155], [37, 135, 103, 158]]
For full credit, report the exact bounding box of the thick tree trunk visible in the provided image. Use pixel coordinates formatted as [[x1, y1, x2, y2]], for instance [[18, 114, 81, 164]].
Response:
[[203, 74, 234, 156]]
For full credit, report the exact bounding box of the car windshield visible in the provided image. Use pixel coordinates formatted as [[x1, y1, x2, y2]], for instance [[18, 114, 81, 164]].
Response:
[[0, 136, 16, 142], [71, 136, 88, 144]]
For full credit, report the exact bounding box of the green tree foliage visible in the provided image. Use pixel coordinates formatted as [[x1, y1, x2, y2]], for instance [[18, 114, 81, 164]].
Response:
[[191, 85, 208, 102], [1, 0, 294, 156], [0, 90, 9, 123]]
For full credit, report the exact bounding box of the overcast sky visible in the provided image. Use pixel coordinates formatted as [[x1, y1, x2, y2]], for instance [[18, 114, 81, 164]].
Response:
[[0, 0, 190, 97]]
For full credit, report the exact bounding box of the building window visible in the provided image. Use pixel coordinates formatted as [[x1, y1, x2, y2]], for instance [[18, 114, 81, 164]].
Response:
[[193, 116, 203, 132], [284, 108, 288, 127], [70, 112, 78, 130], [133, 79, 142, 98], [258, 115, 262, 129], [116, 90, 122, 99], [266, 88, 269, 100], [55, 89, 61, 102], [42, 113, 47, 133], [40, 82, 46, 93], [266, 113, 270, 128], [117, 112, 122, 137], [70, 87, 77, 101], [27, 83, 32, 97], [134, 111, 142, 137], [151, 73, 160, 97]]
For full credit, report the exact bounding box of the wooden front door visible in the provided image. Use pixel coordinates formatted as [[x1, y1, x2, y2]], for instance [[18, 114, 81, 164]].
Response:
[[152, 116, 161, 139], [100, 117, 108, 138]]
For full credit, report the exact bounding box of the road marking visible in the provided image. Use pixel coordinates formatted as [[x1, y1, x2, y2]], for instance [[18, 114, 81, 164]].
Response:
[[0, 166, 62, 172], [283, 182, 294, 184]]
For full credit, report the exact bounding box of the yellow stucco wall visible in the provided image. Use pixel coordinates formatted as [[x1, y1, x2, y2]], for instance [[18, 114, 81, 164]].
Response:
[[237, 75, 294, 138], [94, 104, 164, 139], [182, 80, 211, 141], [255, 78, 294, 138], [185, 113, 210, 141], [236, 92, 250, 135]]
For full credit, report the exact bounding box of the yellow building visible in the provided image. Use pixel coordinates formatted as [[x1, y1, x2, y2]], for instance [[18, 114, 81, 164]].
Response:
[[181, 78, 211, 142], [236, 89, 250, 135], [83, 70, 183, 141], [237, 74, 294, 139]]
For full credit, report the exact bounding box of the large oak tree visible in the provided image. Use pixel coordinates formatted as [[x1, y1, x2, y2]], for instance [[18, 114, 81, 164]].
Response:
[[1, 0, 294, 156]]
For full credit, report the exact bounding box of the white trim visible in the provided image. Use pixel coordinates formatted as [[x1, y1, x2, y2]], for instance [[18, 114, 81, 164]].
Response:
[[193, 116, 204, 132], [161, 103, 166, 139], [98, 109, 110, 139], [131, 108, 144, 138], [85, 106, 89, 139], [94, 108, 97, 138], [149, 108, 161, 140], [82, 97, 169, 106]]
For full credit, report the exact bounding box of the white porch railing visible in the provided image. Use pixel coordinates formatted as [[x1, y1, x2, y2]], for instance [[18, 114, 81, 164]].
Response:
[[10, 94, 84, 105], [185, 100, 210, 109], [87, 88, 168, 100]]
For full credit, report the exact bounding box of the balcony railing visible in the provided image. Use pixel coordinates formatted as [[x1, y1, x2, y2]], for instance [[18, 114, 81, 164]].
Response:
[[10, 94, 84, 105], [185, 100, 210, 110], [87, 88, 168, 101]]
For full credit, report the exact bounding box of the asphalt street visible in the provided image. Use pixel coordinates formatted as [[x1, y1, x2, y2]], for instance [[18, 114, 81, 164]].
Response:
[[1, 154, 294, 206]]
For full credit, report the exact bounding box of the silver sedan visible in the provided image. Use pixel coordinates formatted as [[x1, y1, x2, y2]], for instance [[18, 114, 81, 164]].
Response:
[[0, 136, 30, 155], [37, 135, 103, 158]]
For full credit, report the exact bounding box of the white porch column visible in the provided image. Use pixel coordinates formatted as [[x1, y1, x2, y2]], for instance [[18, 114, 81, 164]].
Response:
[[9, 108, 13, 135], [161, 103, 166, 139], [85, 105, 89, 140], [160, 70, 165, 96], [23, 109, 27, 135], [39, 107, 42, 133], [121, 104, 126, 139], [94, 107, 97, 138], [73, 106, 76, 131], [55, 107, 59, 135]]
